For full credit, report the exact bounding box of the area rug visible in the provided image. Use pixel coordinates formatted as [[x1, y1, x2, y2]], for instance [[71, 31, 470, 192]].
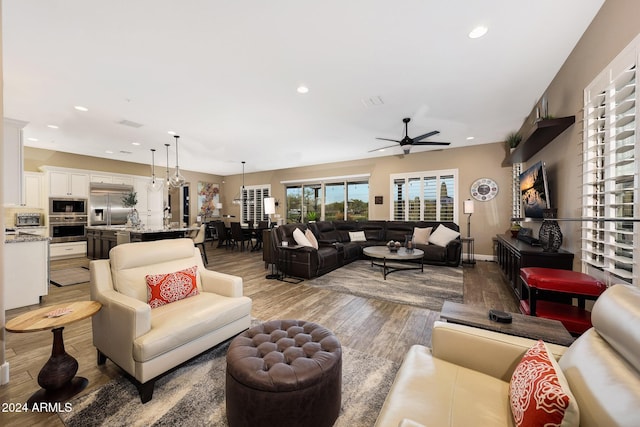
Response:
[[50, 267, 90, 287], [58, 341, 399, 426], [307, 260, 463, 311]]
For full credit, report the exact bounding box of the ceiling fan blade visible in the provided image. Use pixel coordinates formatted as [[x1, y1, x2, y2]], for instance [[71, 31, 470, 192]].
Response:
[[412, 130, 440, 141], [375, 137, 401, 143], [412, 141, 451, 146], [368, 144, 399, 152]]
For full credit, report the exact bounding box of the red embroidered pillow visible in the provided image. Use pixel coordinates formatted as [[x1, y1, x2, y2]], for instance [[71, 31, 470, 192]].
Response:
[[509, 340, 579, 427], [146, 266, 199, 308]]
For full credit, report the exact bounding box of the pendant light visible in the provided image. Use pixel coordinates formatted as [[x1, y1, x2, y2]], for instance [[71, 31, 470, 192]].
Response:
[[169, 135, 185, 188], [164, 143, 171, 187], [232, 161, 246, 205], [147, 148, 164, 192]]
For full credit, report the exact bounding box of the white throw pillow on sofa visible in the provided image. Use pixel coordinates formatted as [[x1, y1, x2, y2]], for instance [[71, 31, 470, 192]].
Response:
[[293, 228, 314, 247], [348, 231, 366, 242], [413, 227, 432, 245], [304, 228, 319, 249], [428, 225, 460, 247]]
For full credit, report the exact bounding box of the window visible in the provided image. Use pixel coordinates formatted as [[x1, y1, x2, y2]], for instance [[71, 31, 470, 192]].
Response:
[[391, 170, 458, 222], [284, 176, 369, 223], [240, 184, 270, 225], [582, 34, 639, 286]]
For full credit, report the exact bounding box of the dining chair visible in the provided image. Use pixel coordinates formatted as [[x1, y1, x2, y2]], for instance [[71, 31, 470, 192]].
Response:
[[191, 224, 208, 264], [214, 221, 230, 249], [230, 222, 250, 251]]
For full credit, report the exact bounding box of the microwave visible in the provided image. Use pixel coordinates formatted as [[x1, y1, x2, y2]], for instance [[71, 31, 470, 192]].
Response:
[[49, 198, 87, 215]]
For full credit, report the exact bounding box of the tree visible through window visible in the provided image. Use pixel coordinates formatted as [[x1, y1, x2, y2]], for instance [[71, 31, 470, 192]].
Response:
[[286, 179, 369, 223]]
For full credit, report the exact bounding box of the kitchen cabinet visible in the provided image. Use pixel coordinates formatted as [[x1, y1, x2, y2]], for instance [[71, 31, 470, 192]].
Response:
[[134, 177, 164, 229], [4, 238, 49, 309], [3, 118, 28, 205], [49, 171, 89, 198], [90, 174, 133, 186], [23, 172, 44, 209], [49, 241, 87, 259], [90, 174, 113, 184]]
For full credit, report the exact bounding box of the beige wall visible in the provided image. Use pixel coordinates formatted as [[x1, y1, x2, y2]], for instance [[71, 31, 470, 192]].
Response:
[[517, 0, 640, 268], [222, 142, 513, 259]]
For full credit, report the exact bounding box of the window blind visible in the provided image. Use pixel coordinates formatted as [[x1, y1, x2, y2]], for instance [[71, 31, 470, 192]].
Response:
[[582, 36, 639, 286]]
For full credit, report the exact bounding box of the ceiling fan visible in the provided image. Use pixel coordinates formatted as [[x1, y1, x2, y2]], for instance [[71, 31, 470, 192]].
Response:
[[370, 117, 450, 154]]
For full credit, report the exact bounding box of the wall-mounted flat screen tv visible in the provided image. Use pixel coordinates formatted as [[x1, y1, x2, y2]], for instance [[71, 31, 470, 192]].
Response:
[[520, 161, 550, 219]]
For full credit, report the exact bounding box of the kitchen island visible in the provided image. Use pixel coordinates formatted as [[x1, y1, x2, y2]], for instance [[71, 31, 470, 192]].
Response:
[[85, 226, 198, 259], [4, 233, 50, 309]]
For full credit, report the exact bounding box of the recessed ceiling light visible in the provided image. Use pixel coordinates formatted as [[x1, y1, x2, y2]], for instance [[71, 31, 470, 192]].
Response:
[[27, 137, 39, 142], [47, 124, 59, 129], [468, 26, 488, 39], [74, 105, 89, 112], [105, 150, 114, 154], [167, 130, 176, 135], [466, 136, 475, 140], [297, 85, 309, 94], [131, 142, 141, 146]]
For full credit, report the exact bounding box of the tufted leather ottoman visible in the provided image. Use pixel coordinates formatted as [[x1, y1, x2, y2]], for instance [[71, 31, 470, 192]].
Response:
[[225, 319, 342, 427]]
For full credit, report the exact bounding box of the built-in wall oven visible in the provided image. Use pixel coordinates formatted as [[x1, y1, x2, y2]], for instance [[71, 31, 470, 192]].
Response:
[[49, 198, 88, 243]]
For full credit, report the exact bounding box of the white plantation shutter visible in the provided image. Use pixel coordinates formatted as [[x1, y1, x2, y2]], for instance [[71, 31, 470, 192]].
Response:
[[582, 35, 639, 286], [390, 170, 458, 222], [240, 185, 270, 224]]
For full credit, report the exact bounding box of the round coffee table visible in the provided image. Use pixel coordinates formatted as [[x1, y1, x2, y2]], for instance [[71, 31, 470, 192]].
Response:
[[363, 246, 424, 279], [5, 300, 101, 405]]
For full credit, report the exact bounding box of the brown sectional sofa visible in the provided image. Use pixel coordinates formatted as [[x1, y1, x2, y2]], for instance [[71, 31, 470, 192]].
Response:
[[272, 220, 461, 279]]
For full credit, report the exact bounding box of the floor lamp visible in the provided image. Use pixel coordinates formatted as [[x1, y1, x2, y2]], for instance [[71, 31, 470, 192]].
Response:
[[463, 199, 474, 238], [264, 197, 279, 279]]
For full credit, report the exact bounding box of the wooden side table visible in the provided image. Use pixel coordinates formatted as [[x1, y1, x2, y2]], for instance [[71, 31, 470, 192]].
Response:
[[461, 237, 476, 266], [5, 300, 102, 405]]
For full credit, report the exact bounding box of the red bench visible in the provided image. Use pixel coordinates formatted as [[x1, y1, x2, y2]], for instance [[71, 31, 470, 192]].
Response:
[[520, 267, 607, 335]]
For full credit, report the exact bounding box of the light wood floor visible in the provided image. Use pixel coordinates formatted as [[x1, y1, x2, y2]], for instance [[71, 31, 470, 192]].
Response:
[[1, 242, 518, 426]]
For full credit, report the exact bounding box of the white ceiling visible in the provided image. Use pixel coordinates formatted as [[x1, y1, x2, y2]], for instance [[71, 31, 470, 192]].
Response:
[[3, 0, 604, 176]]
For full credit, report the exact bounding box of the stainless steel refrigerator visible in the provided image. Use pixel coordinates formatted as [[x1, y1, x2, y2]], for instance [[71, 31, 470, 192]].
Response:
[[89, 183, 135, 226]]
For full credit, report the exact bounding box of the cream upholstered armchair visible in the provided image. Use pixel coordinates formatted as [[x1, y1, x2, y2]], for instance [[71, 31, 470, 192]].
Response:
[[90, 238, 252, 402]]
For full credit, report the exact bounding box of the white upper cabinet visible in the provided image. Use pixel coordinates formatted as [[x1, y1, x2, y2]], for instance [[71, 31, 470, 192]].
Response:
[[3, 118, 28, 205], [91, 173, 134, 186], [23, 172, 45, 209], [49, 171, 89, 198]]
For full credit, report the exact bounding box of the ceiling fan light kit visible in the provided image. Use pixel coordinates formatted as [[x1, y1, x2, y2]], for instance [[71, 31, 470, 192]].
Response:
[[372, 117, 450, 154]]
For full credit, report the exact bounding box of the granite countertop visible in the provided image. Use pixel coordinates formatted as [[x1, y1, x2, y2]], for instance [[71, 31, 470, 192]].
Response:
[[85, 225, 197, 233], [4, 233, 51, 244]]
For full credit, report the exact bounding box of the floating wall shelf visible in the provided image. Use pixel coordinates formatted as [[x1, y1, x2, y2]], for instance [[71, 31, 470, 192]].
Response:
[[502, 116, 575, 166]]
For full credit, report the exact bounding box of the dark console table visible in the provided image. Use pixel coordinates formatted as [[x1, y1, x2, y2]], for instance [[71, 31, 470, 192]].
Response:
[[495, 234, 574, 301]]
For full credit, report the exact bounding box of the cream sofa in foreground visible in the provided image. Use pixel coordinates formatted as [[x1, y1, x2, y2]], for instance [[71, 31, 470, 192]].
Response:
[[375, 284, 640, 427], [90, 238, 252, 402]]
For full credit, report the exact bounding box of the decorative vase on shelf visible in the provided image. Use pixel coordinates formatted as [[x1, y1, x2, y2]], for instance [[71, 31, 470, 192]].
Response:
[[538, 209, 562, 252]]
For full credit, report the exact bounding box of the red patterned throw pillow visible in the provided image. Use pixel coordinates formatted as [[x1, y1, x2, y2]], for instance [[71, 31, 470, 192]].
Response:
[[509, 340, 579, 427], [146, 266, 199, 308]]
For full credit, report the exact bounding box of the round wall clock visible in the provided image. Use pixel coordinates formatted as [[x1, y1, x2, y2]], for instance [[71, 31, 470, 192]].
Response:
[[471, 178, 499, 201]]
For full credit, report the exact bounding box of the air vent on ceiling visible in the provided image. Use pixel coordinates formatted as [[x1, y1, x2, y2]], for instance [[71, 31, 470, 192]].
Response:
[[361, 96, 384, 108], [119, 150, 132, 155], [118, 119, 144, 128]]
